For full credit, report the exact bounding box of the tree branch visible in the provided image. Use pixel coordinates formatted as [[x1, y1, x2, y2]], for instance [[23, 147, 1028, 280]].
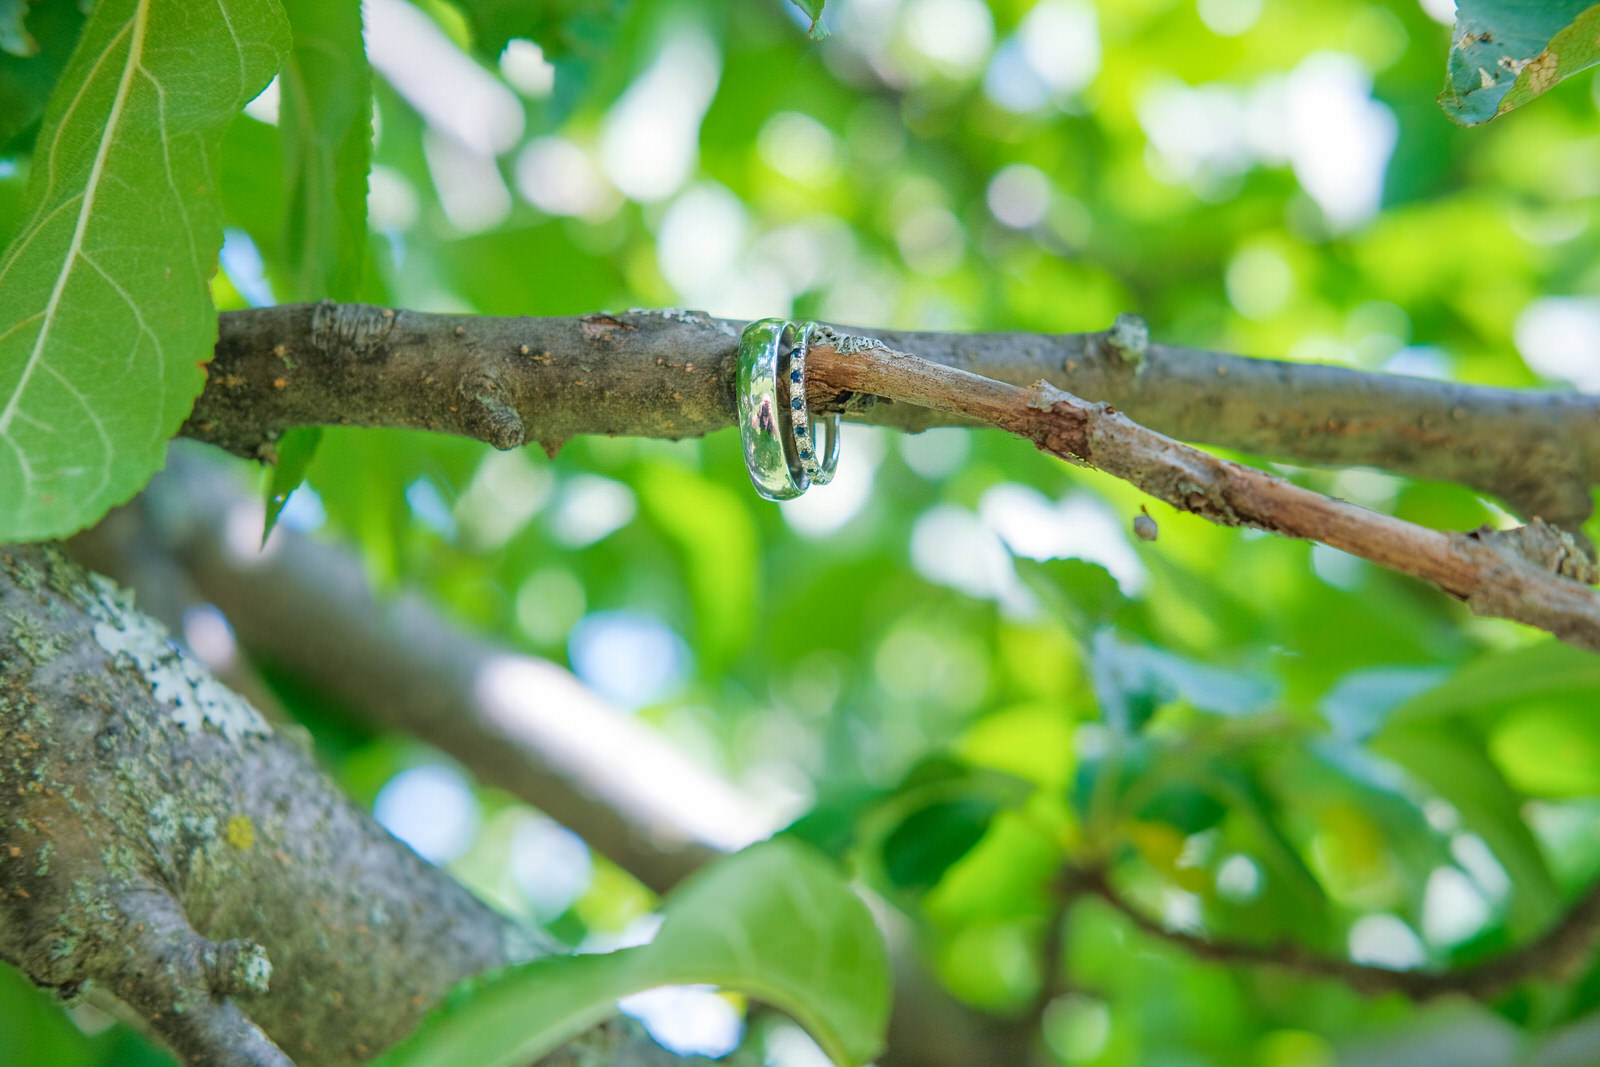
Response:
[[806, 340, 1600, 653], [1073, 867, 1600, 999], [73, 454, 1050, 1067], [192, 304, 1600, 528], [186, 303, 1600, 645], [0, 544, 525, 1065], [0, 544, 710, 1067]]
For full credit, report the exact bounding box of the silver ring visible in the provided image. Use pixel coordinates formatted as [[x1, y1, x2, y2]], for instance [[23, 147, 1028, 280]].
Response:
[[738, 318, 808, 501], [786, 321, 841, 486]]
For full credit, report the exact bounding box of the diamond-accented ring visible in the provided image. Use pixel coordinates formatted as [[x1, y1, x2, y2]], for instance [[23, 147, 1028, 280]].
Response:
[[784, 321, 841, 486]]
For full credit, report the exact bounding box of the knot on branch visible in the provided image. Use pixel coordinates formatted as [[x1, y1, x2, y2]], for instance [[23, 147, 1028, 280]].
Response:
[[1020, 381, 1090, 464], [101, 890, 294, 1066], [203, 938, 274, 996], [1464, 519, 1600, 585], [460, 366, 526, 451], [1134, 508, 1159, 542], [1104, 312, 1149, 369], [812, 324, 891, 358], [310, 299, 396, 360]]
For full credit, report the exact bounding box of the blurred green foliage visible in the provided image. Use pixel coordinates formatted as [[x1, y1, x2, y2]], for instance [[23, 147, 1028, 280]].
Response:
[[4, 0, 1600, 1063]]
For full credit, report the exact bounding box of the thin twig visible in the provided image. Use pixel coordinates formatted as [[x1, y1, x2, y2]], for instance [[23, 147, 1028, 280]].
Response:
[[807, 341, 1600, 653], [1076, 867, 1600, 999]]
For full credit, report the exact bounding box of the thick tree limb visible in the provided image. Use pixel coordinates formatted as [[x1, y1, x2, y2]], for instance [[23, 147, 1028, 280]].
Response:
[[807, 341, 1600, 653], [191, 304, 1600, 528], [0, 544, 709, 1067], [0, 544, 524, 1066], [1074, 867, 1600, 999], [73, 455, 1048, 1067]]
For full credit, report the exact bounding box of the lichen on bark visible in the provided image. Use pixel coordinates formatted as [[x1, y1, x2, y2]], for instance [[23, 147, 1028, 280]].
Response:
[[0, 544, 530, 1065]]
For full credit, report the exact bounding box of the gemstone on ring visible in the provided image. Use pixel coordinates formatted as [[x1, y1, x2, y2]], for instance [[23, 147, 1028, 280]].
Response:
[[785, 321, 842, 487], [737, 318, 809, 501]]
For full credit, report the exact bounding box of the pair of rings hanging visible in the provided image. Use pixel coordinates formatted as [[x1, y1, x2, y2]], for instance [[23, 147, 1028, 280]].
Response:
[[736, 318, 842, 501]]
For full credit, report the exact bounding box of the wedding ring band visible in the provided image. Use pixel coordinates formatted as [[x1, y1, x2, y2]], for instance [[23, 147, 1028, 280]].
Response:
[[737, 318, 808, 501]]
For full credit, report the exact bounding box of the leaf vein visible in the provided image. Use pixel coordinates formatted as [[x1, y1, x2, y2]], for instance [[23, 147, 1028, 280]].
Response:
[[0, 0, 152, 440], [0, 194, 85, 290], [25, 20, 135, 232], [79, 250, 163, 369], [41, 362, 111, 503]]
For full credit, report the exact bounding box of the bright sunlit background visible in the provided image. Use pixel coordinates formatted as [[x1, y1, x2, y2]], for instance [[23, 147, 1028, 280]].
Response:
[[7, 0, 1600, 1064]]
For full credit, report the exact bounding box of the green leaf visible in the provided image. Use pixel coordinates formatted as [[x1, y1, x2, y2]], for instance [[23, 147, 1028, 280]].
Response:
[[781, 784, 887, 858], [0, 0, 289, 541], [443, 0, 623, 127], [377, 839, 891, 1067], [789, 0, 829, 39], [958, 702, 1077, 789], [219, 114, 286, 264], [921, 810, 1063, 930], [1486, 702, 1600, 797], [882, 796, 1004, 892], [1297, 741, 1455, 894], [1137, 783, 1227, 835], [277, 0, 370, 301], [1439, 0, 1598, 124], [0, 0, 87, 149], [1071, 740, 1229, 836], [1012, 556, 1125, 634], [261, 425, 322, 543], [1495, 5, 1600, 114], [782, 758, 1031, 869], [1210, 766, 1334, 936]]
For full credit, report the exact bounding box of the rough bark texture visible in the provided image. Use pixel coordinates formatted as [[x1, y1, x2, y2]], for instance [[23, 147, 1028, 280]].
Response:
[[190, 305, 740, 460], [70, 454, 1053, 1067], [0, 544, 702, 1067], [189, 304, 1600, 529]]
